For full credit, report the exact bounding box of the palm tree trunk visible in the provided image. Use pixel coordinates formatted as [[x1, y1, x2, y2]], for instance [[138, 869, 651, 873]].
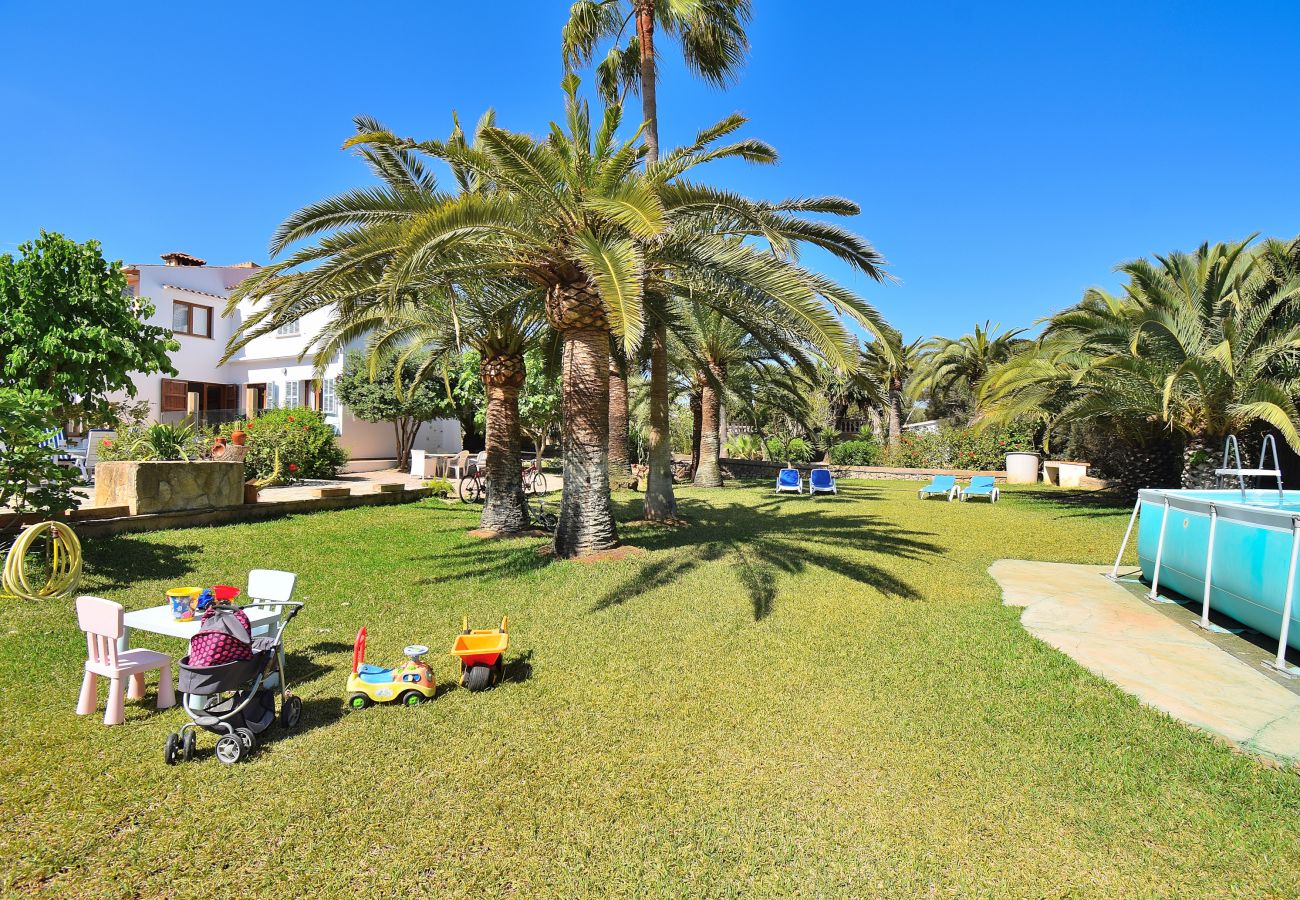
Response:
[[634, 4, 677, 520], [689, 387, 703, 479], [1181, 432, 1224, 489], [634, 0, 659, 163], [694, 365, 724, 487], [548, 282, 619, 557], [887, 377, 904, 446], [479, 355, 529, 535], [644, 323, 677, 520], [608, 355, 633, 487]]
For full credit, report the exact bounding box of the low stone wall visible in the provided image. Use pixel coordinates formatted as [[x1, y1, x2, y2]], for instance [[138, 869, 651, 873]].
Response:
[[74, 486, 434, 539], [718, 457, 1006, 483], [94, 460, 245, 515]]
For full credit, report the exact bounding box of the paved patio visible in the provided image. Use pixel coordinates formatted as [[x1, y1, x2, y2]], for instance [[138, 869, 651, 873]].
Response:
[[990, 559, 1300, 766]]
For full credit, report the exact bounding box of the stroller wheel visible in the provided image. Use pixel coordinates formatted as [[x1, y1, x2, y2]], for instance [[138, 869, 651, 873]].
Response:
[[235, 727, 257, 752], [164, 732, 181, 766], [182, 730, 196, 762], [215, 734, 244, 765], [281, 694, 303, 729]]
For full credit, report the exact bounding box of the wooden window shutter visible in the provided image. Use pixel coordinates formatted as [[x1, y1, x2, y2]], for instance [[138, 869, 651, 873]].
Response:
[[161, 379, 189, 412]]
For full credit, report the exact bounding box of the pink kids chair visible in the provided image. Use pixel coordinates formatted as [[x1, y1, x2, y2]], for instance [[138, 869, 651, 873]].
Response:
[[75, 596, 175, 725]]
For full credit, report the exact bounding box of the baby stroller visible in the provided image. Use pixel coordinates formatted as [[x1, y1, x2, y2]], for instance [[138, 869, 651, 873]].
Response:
[[164, 600, 304, 765]]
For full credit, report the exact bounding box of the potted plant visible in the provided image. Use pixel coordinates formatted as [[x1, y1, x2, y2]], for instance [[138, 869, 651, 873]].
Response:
[[243, 481, 260, 504], [1001, 422, 1040, 484], [230, 422, 247, 446]]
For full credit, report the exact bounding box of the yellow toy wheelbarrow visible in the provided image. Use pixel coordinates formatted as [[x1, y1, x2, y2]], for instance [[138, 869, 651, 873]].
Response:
[[450, 615, 508, 691]]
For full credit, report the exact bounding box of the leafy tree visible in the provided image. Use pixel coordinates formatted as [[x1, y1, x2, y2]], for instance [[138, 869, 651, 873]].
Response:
[[336, 351, 456, 470], [0, 232, 176, 424], [518, 349, 562, 466], [0, 389, 81, 519]]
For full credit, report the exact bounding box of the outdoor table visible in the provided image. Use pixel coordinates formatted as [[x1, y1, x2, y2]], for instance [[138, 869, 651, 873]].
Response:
[[118, 603, 280, 651]]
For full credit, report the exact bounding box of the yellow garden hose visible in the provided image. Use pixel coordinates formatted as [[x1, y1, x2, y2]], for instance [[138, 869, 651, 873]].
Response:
[[2, 521, 83, 601]]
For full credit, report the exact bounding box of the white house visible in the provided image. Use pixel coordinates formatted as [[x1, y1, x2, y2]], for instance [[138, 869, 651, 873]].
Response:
[[119, 252, 460, 468]]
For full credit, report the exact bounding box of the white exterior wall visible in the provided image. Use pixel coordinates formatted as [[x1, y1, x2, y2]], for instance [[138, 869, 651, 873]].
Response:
[[118, 259, 461, 461]]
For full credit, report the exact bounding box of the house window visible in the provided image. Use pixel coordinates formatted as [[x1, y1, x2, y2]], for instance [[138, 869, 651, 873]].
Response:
[[321, 378, 337, 415], [171, 300, 212, 338], [283, 380, 301, 408], [277, 320, 301, 337]]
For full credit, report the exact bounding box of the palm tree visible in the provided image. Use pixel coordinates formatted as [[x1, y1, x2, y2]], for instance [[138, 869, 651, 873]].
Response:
[[979, 238, 1300, 488], [224, 115, 543, 535], [862, 330, 923, 446], [336, 289, 544, 534], [338, 80, 886, 556], [563, 0, 752, 520], [672, 294, 817, 487], [912, 321, 1026, 423]]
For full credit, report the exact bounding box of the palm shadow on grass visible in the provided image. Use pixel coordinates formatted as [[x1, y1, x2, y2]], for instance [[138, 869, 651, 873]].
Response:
[[601, 484, 942, 620]]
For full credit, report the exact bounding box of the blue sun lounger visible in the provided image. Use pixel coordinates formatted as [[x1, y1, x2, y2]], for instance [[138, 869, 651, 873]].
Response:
[[775, 467, 802, 494], [809, 467, 836, 496], [959, 475, 999, 503], [917, 474, 957, 501]]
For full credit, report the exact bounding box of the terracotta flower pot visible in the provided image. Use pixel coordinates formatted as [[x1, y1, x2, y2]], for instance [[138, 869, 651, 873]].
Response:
[[231, 430, 247, 446], [243, 482, 260, 504]]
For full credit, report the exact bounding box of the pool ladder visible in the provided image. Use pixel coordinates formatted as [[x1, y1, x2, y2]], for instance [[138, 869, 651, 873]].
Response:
[[1215, 434, 1283, 502], [1110, 432, 1298, 677]]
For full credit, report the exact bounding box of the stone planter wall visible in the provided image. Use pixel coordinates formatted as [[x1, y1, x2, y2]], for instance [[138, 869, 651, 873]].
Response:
[[94, 461, 245, 516], [718, 458, 1006, 482]]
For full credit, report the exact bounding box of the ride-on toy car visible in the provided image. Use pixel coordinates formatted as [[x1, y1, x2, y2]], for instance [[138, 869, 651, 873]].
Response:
[[450, 616, 509, 691], [345, 627, 436, 709]]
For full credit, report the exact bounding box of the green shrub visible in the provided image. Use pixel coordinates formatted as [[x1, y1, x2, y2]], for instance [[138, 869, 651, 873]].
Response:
[[222, 409, 347, 483], [766, 434, 814, 464], [423, 477, 454, 498], [830, 438, 883, 467], [886, 422, 1036, 471], [725, 433, 764, 460], [101, 419, 214, 462]]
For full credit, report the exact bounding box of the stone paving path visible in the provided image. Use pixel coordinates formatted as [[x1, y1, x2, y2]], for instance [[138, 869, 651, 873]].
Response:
[[990, 559, 1300, 766]]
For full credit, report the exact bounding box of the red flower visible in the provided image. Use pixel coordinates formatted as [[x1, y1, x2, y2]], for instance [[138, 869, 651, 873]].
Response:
[[288, 416, 295, 422], [289, 463, 298, 472], [102, 439, 113, 448], [302, 425, 308, 431]]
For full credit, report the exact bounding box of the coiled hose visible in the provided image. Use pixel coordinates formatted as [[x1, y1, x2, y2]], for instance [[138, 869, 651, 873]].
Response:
[[1, 521, 83, 601]]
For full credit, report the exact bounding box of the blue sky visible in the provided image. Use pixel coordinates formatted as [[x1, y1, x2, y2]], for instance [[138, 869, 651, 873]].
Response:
[[3, 1, 1297, 341]]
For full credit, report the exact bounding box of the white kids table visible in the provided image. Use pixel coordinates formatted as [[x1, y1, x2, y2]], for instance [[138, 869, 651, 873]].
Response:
[[118, 604, 281, 651]]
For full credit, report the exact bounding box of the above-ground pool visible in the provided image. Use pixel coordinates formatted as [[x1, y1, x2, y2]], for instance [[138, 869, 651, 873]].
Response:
[[1135, 489, 1300, 655]]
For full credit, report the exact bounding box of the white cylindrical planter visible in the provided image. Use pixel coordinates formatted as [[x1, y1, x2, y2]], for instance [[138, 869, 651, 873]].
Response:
[[1005, 452, 1041, 484]]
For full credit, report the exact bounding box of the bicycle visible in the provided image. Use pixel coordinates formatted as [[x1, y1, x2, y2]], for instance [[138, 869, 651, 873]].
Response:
[[458, 466, 485, 504], [530, 490, 558, 533], [522, 458, 548, 496]]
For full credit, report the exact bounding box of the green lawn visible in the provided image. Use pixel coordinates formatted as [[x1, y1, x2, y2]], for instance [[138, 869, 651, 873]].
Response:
[[3, 481, 1298, 897]]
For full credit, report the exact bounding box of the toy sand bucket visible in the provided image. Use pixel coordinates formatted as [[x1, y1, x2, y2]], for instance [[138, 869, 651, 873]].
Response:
[[167, 587, 201, 621]]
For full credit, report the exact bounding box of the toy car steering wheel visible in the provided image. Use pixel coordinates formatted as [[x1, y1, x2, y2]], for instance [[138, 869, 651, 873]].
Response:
[[403, 644, 429, 660]]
